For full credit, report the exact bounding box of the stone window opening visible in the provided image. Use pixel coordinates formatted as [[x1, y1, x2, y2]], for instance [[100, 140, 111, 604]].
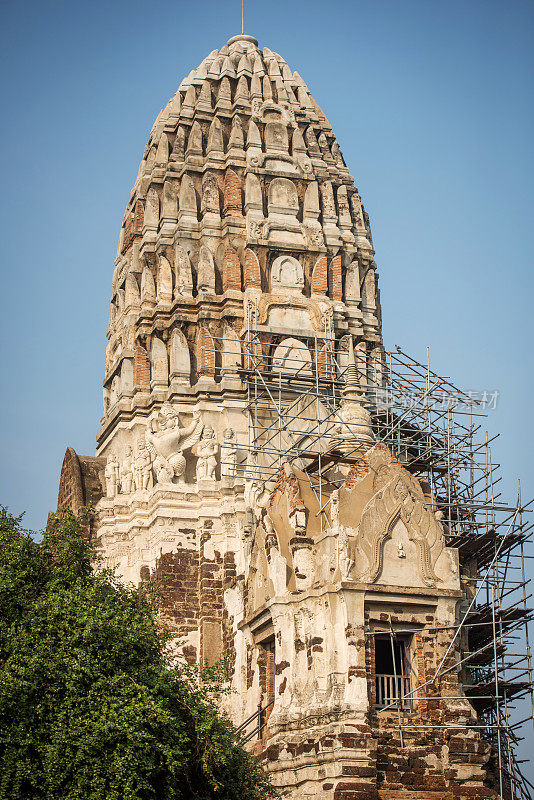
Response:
[[374, 633, 413, 710]]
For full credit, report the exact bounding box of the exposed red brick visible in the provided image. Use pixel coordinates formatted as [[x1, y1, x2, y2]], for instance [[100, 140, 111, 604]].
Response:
[[121, 199, 144, 255], [55, 448, 105, 540], [243, 333, 264, 372], [134, 342, 150, 386], [312, 255, 328, 295], [222, 246, 241, 292], [223, 168, 243, 217], [344, 443, 403, 488], [243, 247, 261, 289], [329, 253, 343, 300], [197, 326, 215, 377], [317, 343, 334, 379]]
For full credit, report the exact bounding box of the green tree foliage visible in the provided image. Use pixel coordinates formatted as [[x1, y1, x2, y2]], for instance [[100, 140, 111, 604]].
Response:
[[0, 507, 275, 800]]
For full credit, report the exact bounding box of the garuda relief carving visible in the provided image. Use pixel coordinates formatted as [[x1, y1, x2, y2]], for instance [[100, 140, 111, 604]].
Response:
[[145, 404, 203, 483], [349, 446, 445, 587]]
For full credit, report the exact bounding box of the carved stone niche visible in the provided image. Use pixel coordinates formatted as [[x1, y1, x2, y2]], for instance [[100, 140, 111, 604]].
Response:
[[265, 120, 289, 153], [253, 100, 294, 127], [263, 116, 297, 174], [264, 178, 305, 247], [270, 254, 304, 295], [271, 337, 312, 377]]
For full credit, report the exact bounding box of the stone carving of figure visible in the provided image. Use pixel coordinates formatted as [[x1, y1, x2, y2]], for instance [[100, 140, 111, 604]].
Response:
[[244, 450, 270, 518], [271, 255, 304, 291], [221, 428, 237, 478], [320, 181, 337, 219], [201, 172, 220, 217], [104, 454, 119, 498], [338, 522, 355, 580], [134, 439, 152, 491], [331, 488, 355, 579], [195, 427, 218, 481], [120, 447, 134, 494], [145, 405, 203, 484]]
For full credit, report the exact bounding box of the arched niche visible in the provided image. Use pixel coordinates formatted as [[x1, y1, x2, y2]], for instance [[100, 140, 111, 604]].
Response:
[[266, 177, 304, 246], [170, 329, 190, 380], [271, 337, 312, 377], [265, 120, 289, 153], [268, 177, 298, 215], [270, 255, 304, 295], [151, 337, 169, 388], [121, 358, 134, 394]]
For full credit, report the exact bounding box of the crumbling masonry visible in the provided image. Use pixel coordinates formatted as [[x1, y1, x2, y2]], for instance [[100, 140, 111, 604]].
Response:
[[57, 34, 534, 799]]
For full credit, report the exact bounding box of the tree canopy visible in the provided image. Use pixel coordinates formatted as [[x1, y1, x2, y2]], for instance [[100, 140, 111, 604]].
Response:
[[0, 507, 274, 800]]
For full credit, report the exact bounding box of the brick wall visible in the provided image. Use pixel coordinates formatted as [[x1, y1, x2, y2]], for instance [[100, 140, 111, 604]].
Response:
[[244, 247, 261, 289], [317, 343, 334, 379], [154, 526, 236, 670], [57, 447, 84, 514], [56, 448, 105, 540], [311, 255, 328, 295], [197, 327, 216, 377], [243, 333, 264, 373], [329, 254, 343, 301], [223, 168, 243, 217], [121, 199, 144, 255], [365, 612, 496, 798], [134, 342, 151, 386], [222, 246, 241, 292], [155, 545, 200, 664]]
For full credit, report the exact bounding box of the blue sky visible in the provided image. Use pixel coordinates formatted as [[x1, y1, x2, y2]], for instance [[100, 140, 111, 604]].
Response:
[[0, 0, 533, 778]]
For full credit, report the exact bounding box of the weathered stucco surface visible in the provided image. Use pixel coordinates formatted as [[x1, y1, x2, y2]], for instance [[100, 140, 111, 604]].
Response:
[[56, 34, 500, 799]]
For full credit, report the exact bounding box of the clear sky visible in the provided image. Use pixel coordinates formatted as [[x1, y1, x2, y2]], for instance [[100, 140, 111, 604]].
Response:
[[1, 0, 533, 777]]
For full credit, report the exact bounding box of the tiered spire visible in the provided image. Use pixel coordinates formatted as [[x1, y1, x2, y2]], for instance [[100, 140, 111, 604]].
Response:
[[101, 34, 381, 444]]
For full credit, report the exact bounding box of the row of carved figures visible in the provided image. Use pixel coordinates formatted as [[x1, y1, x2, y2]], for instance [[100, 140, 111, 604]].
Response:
[[103, 412, 238, 497]]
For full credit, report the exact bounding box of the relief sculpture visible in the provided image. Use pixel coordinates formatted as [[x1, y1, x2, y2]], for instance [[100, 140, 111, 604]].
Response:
[[145, 404, 203, 483], [355, 449, 445, 586]]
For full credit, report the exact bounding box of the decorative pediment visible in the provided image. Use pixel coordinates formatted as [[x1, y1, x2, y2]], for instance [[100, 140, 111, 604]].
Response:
[[256, 294, 326, 331], [340, 444, 447, 587]]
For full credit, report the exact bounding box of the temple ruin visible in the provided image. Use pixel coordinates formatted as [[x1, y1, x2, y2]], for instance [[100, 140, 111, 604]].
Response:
[[56, 33, 534, 799]]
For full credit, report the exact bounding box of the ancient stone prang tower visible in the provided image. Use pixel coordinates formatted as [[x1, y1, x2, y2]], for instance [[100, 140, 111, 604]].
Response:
[[57, 34, 534, 800]]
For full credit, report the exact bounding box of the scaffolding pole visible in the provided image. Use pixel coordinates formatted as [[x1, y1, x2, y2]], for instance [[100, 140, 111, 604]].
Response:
[[208, 323, 533, 800]]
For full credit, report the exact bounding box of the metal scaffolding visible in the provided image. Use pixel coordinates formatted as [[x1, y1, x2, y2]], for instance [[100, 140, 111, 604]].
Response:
[[211, 315, 534, 799]]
